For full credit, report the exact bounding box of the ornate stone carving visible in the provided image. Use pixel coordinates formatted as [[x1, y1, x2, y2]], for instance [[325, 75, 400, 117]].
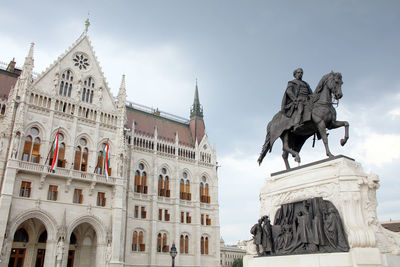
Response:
[[251, 198, 349, 256], [257, 156, 400, 257]]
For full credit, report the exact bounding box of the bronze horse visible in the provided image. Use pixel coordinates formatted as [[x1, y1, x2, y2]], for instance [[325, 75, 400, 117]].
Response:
[[258, 72, 349, 169]]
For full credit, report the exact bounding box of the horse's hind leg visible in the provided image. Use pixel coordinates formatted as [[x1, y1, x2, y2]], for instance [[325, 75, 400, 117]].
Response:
[[281, 132, 300, 168], [282, 151, 290, 170], [330, 120, 349, 146]]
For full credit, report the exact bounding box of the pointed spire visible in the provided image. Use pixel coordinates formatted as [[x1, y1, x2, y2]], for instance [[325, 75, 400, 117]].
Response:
[[21, 42, 34, 79], [117, 74, 126, 108], [190, 80, 203, 119]]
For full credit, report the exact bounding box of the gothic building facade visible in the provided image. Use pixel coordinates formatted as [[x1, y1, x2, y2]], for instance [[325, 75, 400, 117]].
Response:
[[0, 29, 220, 267]]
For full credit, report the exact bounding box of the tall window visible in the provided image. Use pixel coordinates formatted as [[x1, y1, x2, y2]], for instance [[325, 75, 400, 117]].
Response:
[[158, 167, 170, 197], [59, 70, 73, 97], [134, 163, 147, 194], [180, 234, 189, 254], [97, 192, 106, 207], [49, 133, 66, 168], [200, 176, 210, 203], [19, 181, 31, 198], [96, 142, 111, 176], [47, 185, 58, 201], [22, 127, 41, 163], [0, 103, 6, 115], [201, 236, 209, 255], [74, 138, 88, 172], [157, 233, 169, 253], [73, 189, 83, 204], [179, 172, 191, 200], [132, 230, 145, 252], [82, 77, 95, 103]]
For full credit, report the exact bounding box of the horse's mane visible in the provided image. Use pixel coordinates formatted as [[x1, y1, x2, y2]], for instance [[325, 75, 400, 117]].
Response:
[[314, 73, 332, 95], [313, 72, 342, 102]]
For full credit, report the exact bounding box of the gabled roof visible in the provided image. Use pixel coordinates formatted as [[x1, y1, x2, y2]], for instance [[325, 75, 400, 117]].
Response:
[[126, 106, 194, 147]]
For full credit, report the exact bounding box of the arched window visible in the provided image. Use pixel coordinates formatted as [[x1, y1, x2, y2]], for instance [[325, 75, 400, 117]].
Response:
[[157, 232, 168, 253], [134, 163, 147, 194], [22, 127, 41, 163], [158, 167, 170, 197], [59, 70, 73, 97], [49, 133, 66, 168], [82, 77, 95, 103], [200, 176, 210, 203], [180, 234, 189, 254], [13, 228, 29, 243], [132, 231, 138, 251], [74, 138, 89, 172], [200, 236, 209, 255], [180, 172, 191, 200]]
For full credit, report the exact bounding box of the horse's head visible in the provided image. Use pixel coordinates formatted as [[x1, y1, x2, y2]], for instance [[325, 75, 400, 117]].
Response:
[[327, 72, 343, 100]]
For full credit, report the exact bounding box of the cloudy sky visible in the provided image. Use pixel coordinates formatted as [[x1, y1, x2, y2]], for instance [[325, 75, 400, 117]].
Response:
[[1, 0, 399, 244]]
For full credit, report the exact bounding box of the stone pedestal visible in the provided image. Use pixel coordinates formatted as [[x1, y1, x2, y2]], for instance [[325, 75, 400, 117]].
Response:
[[245, 156, 400, 267]]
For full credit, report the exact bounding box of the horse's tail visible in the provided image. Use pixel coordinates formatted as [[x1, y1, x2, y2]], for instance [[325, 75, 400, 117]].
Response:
[[257, 132, 272, 165]]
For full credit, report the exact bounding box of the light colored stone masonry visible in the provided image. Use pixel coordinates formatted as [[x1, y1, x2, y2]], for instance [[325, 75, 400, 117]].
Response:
[[0, 31, 220, 267]]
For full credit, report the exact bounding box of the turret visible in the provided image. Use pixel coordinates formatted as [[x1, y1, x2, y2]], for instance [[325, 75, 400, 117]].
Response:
[[189, 82, 205, 145]]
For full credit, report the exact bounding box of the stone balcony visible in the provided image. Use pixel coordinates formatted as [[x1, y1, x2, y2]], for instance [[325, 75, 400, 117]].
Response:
[[8, 159, 118, 186]]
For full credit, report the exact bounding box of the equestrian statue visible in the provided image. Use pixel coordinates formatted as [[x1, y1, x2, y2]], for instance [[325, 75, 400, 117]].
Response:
[[258, 68, 349, 169]]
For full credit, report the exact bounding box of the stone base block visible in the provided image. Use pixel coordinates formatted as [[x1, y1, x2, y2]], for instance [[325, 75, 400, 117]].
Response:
[[244, 248, 400, 267]]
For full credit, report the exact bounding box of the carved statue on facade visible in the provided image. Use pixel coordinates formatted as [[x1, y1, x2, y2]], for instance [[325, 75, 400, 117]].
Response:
[[258, 70, 349, 169], [251, 198, 349, 256], [56, 236, 65, 265], [106, 242, 112, 264]]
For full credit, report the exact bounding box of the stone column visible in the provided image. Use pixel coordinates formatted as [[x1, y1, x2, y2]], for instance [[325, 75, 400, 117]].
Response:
[[110, 181, 124, 267], [44, 239, 57, 267], [0, 166, 17, 251]]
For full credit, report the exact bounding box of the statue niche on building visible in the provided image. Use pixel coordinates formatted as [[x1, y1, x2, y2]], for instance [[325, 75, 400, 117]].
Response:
[[258, 69, 349, 169], [250, 198, 349, 256]]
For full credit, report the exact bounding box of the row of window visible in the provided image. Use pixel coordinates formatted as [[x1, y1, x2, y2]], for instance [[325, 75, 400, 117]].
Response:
[[59, 70, 94, 104], [22, 128, 111, 175], [21, 128, 212, 196], [19, 181, 106, 206], [135, 164, 211, 203]]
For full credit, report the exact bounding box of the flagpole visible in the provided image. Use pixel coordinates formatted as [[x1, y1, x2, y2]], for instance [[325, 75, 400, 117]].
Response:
[[45, 127, 60, 165]]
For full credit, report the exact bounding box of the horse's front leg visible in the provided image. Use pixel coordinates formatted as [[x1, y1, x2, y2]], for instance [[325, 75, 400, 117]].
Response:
[[316, 120, 334, 158], [329, 120, 349, 146]]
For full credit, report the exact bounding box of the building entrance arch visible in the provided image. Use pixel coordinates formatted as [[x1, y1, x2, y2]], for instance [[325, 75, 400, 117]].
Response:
[[6, 213, 57, 267], [64, 216, 107, 267]]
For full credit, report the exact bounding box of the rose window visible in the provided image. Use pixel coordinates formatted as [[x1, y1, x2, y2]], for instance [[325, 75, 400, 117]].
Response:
[[73, 53, 90, 70]]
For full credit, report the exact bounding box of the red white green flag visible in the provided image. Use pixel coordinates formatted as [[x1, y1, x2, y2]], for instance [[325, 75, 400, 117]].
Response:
[[103, 140, 110, 181], [50, 129, 60, 172]]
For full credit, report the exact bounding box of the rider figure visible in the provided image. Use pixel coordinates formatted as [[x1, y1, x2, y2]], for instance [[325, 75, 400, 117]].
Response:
[[281, 68, 313, 130]]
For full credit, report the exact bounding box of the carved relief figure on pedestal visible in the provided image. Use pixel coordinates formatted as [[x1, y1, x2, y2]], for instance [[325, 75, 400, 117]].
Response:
[[250, 219, 263, 256], [251, 197, 349, 257]]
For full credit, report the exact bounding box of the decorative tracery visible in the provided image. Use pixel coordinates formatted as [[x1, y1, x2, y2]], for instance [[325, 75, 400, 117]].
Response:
[[59, 70, 73, 97]]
